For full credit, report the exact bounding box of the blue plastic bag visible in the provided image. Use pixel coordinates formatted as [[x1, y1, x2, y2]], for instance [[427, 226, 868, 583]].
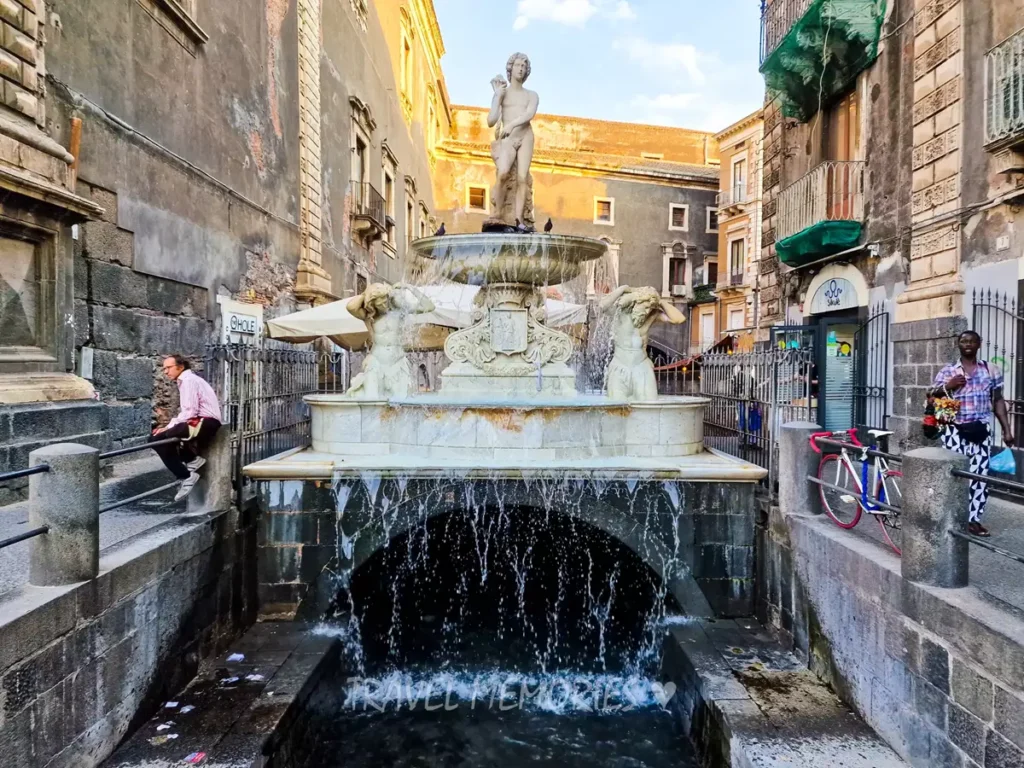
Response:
[[991, 448, 1016, 475]]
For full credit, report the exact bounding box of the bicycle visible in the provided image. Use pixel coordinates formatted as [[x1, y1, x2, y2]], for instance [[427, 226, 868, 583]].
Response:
[[810, 429, 904, 555]]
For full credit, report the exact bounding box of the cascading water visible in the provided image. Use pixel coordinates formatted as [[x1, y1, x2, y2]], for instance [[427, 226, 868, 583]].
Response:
[[303, 474, 701, 767]]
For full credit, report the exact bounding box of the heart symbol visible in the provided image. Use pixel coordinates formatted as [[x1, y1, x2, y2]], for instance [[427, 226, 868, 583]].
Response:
[[651, 681, 677, 708]]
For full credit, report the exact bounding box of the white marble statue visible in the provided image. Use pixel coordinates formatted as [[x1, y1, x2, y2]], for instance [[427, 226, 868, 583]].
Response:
[[346, 282, 435, 398], [601, 285, 686, 401], [487, 52, 539, 230]]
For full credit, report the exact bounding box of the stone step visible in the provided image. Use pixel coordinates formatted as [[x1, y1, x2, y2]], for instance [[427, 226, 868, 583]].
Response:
[[664, 618, 908, 767], [103, 623, 339, 767]]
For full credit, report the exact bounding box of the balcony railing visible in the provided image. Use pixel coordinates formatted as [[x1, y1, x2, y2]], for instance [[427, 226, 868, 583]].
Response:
[[716, 185, 749, 210], [353, 182, 386, 234], [760, 0, 813, 64], [730, 271, 745, 286], [985, 28, 1024, 148], [777, 161, 865, 242]]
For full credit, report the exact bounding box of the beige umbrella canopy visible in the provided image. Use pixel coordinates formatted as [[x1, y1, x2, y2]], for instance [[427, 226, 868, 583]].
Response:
[[265, 299, 370, 349], [266, 285, 588, 351]]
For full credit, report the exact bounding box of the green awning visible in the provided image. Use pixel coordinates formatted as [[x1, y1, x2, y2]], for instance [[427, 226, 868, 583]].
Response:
[[776, 220, 863, 267], [760, 0, 886, 122]]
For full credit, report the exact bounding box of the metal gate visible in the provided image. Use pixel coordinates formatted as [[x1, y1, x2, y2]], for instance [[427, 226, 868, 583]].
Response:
[[701, 338, 814, 493], [973, 288, 1024, 443], [852, 302, 890, 432]]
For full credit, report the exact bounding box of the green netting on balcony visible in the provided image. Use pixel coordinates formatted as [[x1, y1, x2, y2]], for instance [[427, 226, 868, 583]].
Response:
[[776, 220, 863, 267], [760, 0, 886, 122]]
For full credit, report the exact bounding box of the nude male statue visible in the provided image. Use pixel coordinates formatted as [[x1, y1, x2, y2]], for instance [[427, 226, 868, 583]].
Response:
[[488, 52, 539, 229], [346, 282, 435, 398], [600, 285, 686, 401]]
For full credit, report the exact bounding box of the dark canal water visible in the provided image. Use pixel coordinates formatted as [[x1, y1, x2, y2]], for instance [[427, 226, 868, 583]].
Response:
[[305, 506, 700, 767]]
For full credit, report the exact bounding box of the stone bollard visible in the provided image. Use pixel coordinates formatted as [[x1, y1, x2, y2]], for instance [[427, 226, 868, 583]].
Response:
[[901, 447, 970, 588], [28, 443, 100, 586], [778, 422, 824, 517], [188, 428, 234, 515]]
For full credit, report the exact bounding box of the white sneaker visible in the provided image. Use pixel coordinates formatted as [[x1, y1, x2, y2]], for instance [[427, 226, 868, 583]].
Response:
[[185, 456, 206, 473], [174, 472, 200, 502]]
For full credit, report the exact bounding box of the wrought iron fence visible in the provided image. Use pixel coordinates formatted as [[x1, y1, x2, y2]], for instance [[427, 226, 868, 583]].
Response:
[[355, 182, 387, 229], [701, 347, 814, 490], [205, 343, 353, 504], [985, 27, 1024, 147], [777, 161, 865, 242], [972, 288, 1024, 447]]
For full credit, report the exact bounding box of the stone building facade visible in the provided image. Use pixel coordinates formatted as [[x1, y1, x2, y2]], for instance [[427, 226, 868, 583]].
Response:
[[756, 0, 1024, 448], [694, 110, 763, 356], [0, 0, 451, 499], [433, 108, 720, 356]]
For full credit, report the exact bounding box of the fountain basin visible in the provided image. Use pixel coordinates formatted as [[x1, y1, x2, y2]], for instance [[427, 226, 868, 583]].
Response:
[[412, 232, 607, 286], [303, 394, 707, 461]]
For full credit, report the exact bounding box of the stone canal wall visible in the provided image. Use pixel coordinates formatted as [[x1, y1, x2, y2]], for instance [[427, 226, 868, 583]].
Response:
[[759, 503, 1024, 767], [0, 507, 257, 767]]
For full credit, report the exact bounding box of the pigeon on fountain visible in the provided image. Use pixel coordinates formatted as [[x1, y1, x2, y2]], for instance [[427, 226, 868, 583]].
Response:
[[434, 222, 446, 237], [544, 218, 553, 233]]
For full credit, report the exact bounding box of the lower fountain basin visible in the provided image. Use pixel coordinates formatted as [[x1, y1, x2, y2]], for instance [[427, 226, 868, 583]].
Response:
[[304, 393, 707, 460]]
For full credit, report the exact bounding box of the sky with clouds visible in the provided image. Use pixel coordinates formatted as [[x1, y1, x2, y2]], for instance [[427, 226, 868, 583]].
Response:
[[433, 0, 764, 133]]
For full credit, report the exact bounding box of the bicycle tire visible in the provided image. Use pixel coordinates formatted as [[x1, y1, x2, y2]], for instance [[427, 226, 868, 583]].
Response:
[[875, 470, 903, 556], [818, 454, 863, 528]]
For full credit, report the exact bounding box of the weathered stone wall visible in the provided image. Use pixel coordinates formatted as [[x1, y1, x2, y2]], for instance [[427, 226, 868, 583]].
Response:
[[757, 508, 1024, 767], [0, 506, 257, 767], [72, 181, 210, 440]]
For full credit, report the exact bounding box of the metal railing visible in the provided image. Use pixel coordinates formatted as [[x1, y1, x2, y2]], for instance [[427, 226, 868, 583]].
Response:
[[985, 27, 1024, 147], [972, 288, 1024, 450], [948, 468, 1024, 566], [0, 439, 183, 554], [730, 272, 744, 287], [716, 185, 749, 210], [760, 0, 813, 63], [354, 182, 386, 230], [777, 161, 865, 241]]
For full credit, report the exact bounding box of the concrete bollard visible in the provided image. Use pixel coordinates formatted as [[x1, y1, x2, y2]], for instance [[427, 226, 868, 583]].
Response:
[[778, 422, 824, 517], [28, 443, 100, 586], [188, 428, 234, 515], [901, 447, 970, 588]]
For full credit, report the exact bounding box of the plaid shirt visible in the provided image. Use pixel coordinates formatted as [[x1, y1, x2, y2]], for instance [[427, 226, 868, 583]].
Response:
[[932, 359, 1004, 424]]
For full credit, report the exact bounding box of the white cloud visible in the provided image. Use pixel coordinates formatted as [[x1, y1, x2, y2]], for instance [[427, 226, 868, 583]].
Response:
[[513, 0, 635, 31], [613, 37, 706, 86]]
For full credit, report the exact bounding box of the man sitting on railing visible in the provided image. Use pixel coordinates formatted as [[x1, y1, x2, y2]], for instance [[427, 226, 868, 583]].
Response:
[[150, 355, 223, 502]]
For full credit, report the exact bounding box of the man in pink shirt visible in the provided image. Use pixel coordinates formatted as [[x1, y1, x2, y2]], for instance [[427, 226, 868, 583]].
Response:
[[150, 354, 223, 501]]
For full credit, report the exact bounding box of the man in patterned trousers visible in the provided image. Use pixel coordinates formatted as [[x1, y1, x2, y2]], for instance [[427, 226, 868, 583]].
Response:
[[930, 331, 1014, 537]]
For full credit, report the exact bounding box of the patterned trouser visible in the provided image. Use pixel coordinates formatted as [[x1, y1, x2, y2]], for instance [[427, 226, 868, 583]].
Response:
[[940, 425, 992, 522]]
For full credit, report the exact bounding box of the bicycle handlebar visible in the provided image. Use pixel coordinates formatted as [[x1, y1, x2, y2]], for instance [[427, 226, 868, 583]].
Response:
[[809, 430, 864, 454]]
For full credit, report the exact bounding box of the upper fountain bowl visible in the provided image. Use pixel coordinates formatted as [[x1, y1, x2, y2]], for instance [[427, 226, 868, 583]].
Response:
[[412, 233, 608, 287]]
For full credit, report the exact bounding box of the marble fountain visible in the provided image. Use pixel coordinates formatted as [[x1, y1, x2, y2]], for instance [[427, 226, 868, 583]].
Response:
[[244, 53, 765, 624]]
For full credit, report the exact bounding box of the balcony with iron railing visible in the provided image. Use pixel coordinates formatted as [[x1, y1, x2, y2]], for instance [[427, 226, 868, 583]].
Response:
[[716, 185, 749, 214], [351, 182, 387, 241], [776, 161, 865, 267], [985, 27, 1024, 151], [759, 0, 886, 122], [730, 271, 745, 286]]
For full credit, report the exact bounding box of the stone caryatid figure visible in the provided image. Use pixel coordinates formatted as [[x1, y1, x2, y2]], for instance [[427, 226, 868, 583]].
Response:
[[486, 52, 539, 231], [601, 285, 686, 401], [346, 282, 435, 398]]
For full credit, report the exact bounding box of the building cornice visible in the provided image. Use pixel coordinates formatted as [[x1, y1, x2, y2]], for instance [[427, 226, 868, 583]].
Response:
[[714, 110, 764, 141], [437, 145, 718, 189]]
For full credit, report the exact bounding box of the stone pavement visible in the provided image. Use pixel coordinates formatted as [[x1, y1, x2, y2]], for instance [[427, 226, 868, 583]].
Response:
[[0, 455, 184, 598]]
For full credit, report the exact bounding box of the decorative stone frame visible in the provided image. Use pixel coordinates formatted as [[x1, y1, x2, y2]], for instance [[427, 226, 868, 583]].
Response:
[[669, 203, 689, 232], [0, 216, 59, 367]]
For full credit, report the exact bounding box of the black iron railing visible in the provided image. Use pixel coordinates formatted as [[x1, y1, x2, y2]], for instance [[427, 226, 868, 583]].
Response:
[[355, 182, 386, 230]]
